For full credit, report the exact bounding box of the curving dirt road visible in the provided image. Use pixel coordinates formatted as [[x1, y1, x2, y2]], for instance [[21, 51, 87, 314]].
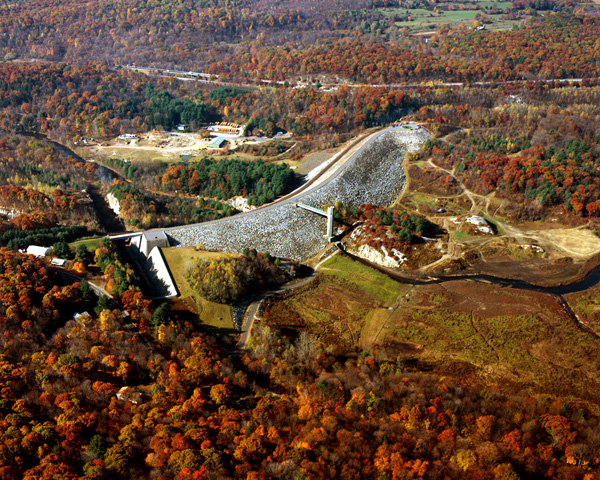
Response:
[[236, 250, 340, 351], [424, 155, 600, 262]]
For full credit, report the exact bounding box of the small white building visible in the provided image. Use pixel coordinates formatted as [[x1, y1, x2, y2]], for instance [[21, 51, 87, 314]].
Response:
[[26, 245, 51, 258], [73, 311, 91, 323], [51, 258, 67, 267], [177, 124, 186, 131]]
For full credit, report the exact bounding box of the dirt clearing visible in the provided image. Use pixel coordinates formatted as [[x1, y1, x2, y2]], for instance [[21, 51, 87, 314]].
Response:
[[91, 132, 212, 162], [534, 227, 600, 258]]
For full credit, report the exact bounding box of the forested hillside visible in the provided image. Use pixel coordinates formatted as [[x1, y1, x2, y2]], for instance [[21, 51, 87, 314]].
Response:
[[410, 84, 600, 218], [0, 248, 597, 479], [159, 158, 295, 204], [0, 1, 600, 478], [0, 1, 596, 82]]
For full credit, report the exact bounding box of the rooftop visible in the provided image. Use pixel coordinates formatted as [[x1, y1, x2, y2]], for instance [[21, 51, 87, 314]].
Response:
[[143, 231, 168, 241], [208, 137, 226, 148]]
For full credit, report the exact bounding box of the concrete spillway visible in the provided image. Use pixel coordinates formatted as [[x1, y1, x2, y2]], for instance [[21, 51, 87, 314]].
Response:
[[165, 126, 430, 261]]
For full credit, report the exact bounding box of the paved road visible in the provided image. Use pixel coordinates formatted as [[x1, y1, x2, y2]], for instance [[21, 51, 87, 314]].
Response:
[[161, 125, 405, 236], [236, 249, 340, 351], [55, 269, 115, 302], [117, 64, 584, 90]]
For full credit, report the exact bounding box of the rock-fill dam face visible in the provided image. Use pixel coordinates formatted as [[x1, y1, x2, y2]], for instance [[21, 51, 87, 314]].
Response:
[[165, 126, 430, 262]]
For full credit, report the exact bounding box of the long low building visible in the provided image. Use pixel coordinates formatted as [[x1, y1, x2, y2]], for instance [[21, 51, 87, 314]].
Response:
[[26, 245, 51, 257], [207, 137, 227, 149]]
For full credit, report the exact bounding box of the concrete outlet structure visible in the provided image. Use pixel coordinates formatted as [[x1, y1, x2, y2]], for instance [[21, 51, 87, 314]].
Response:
[[326, 206, 334, 239], [131, 231, 170, 257], [109, 230, 177, 299], [296, 202, 335, 241]]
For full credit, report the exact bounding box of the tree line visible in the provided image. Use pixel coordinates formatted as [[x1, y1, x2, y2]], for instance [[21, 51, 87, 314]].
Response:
[[159, 158, 295, 205], [0, 246, 596, 478], [108, 180, 236, 229]]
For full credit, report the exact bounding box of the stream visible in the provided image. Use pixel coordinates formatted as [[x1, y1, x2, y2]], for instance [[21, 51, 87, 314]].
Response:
[[341, 249, 600, 339], [24, 132, 125, 232]]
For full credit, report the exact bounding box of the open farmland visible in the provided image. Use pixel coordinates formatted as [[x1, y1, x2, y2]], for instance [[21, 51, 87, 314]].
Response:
[[378, 1, 519, 34]]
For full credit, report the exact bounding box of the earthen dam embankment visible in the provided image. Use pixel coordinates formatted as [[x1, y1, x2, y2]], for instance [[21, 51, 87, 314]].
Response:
[[165, 126, 430, 262]]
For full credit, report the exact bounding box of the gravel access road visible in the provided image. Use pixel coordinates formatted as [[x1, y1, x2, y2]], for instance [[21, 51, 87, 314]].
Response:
[[165, 126, 430, 261]]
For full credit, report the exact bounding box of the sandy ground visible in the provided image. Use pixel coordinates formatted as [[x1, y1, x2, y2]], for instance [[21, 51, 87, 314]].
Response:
[[91, 132, 211, 161], [402, 151, 600, 281], [540, 227, 600, 257], [89, 131, 273, 162]]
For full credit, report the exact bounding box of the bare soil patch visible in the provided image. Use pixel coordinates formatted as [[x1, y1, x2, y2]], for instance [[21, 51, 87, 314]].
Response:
[[296, 151, 332, 176], [460, 254, 582, 286], [89, 132, 275, 163], [536, 227, 600, 258], [91, 132, 211, 162], [402, 153, 600, 285]]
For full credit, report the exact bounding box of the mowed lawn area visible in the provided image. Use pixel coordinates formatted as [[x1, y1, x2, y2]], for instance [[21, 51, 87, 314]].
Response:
[[69, 236, 105, 252], [378, 2, 517, 33], [162, 246, 235, 330]]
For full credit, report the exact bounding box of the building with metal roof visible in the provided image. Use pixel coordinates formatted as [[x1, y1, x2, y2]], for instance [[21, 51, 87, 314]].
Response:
[[207, 137, 226, 149]]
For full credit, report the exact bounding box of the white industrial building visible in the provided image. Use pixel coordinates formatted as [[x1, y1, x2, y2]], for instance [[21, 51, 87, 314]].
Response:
[[26, 245, 51, 258]]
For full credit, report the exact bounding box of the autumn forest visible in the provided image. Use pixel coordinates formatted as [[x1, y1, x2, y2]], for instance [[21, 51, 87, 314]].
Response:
[[1, 0, 600, 478]]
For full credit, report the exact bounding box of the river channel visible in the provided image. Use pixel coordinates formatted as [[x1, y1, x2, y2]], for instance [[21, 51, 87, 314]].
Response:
[[22, 131, 600, 338], [343, 249, 600, 339], [24, 132, 125, 231]]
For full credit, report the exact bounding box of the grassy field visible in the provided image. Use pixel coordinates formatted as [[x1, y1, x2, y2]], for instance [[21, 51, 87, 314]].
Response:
[[384, 282, 600, 405], [69, 236, 105, 252], [566, 284, 600, 338], [265, 253, 600, 405], [320, 254, 402, 304], [265, 255, 410, 350], [378, 3, 518, 33], [402, 190, 471, 216], [273, 157, 302, 169], [404, 192, 439, 209], [161, 246, 235, 330]]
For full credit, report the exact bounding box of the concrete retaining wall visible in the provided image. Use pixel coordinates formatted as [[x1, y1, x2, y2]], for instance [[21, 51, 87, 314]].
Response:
[[147, 246, 178, 298]]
